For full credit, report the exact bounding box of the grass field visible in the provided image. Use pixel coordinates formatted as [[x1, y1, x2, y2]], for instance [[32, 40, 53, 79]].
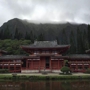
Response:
[[0, 73, 90, 80]]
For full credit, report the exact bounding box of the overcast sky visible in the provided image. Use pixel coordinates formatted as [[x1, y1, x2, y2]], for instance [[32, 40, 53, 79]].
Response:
[[0, 0, 90, 26]]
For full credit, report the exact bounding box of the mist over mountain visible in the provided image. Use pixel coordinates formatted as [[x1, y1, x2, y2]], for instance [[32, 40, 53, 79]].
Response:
[[0, 18, 90, 54]]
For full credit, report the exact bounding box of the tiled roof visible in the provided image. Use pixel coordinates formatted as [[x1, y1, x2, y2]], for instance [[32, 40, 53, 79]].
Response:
[[68, 54, 90, 59], [86, 49, 90, 53], [0, 50, 7, 53], [0, 55, 26, 60], [21, 41, 70, 48]]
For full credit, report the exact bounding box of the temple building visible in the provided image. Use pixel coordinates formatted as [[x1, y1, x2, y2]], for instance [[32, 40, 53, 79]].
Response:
[[0, 40, 90, 73], [21, 40, 70, 73], [0, 50, 7, 56]]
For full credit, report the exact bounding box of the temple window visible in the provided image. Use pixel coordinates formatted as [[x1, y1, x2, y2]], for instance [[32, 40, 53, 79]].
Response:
[[16, 60, 21, 62], [34, 51, 39, 54], [78, 66, 82, 70], [84, 65, 89, 69], [52, 51, 57, 54], [4, 64, 8, 65], [72, 66, 75, 70], [10, 64, 14, 65], [42, 51, 45, 53], [10, 67, 14, 70], [34, 51, 37, 54], [16, 64, 21, 65], [46, 51, 49, 53]]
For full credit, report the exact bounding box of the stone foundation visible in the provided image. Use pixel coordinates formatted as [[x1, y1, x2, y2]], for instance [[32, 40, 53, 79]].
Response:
[[52, 70, 61, 73], [21, 70, 39, 73], [21, 69, 61, 73]]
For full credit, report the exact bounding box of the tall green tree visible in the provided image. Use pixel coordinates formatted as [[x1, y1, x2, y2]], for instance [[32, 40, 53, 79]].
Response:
[[87, 25, 90, 47], [2, 26, 12, 39], [62, 29, 68, 44], [14, 28, 22, 40], [69, 31, 76, 54], [76, 27, 85, 53], [37, 33, 44, 41], [25, 31, 30, 40], [82, 30, 89, 51]]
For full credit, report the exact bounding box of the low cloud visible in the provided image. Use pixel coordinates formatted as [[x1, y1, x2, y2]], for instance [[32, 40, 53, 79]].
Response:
[[0, 0, 90, 26]]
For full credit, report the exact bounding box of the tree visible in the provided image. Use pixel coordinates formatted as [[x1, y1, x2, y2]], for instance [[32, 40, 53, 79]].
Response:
[[69, 31, 76, 54], [87, 25, 90, 47], [82, 30, 89, 51], [76, 27, 85, 53], [64, 60, 70, 67], [14, 28, 19, 39], [61, 66, 71, 74], [85, 68, 90, 74], [29, 31, 35, 43], [2, 26, 12, 39], [60, 60, 71, 74], [37, 33, 44, 41], [0, 39, 31, 55], [25, 31, 30, 40], [0, 29, 4, 39], [14, 28, 23, 40], [62, 29, 68, 44]]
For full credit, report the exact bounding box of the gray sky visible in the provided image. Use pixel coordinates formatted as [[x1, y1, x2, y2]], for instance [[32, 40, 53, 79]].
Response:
[[0, 0, 90, 26]]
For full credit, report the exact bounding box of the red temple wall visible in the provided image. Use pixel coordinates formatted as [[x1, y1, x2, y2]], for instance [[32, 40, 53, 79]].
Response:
[[51, 60, 58, 70], [26, 58, 64, 71], [40, 57, 45, 70], [51, 60, 63, 70], [0, 53, 2, 56], [68, 60, 90, 72], [0, 60, 21, 73]]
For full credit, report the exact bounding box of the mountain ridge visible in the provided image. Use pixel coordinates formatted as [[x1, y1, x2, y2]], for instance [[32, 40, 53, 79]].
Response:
[[0, 18, 90, 54]]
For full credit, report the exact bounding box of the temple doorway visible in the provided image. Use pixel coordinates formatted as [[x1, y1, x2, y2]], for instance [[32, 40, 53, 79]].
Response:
[[45, 57, 50, 69]]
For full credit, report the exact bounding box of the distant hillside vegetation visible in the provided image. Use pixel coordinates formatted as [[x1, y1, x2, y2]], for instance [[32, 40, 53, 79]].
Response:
[[0, 18, 90, 54]]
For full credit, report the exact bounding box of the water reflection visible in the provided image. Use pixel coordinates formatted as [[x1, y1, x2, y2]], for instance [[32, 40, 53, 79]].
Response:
[[0, 80, 90, 90]]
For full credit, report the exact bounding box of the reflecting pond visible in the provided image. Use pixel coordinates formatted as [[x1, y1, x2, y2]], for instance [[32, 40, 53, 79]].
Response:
[[0, 80, 90, 90]]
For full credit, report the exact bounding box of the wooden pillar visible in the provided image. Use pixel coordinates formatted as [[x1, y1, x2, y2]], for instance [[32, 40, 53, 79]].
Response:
[[76, 64, 78, 72], [58, 59, 59, 70], [82, 64, 84, 72], [39, 59, 40, 72], [8, 61, 10, 72], [26, 59, 28, 69], [14, 63, 16, 73], [70, 64, 72, 71], [50, 58, 52, 72], [82, 60, 84, 72], [29, 61, 30, 69], [15, 63, 16, 73], [32, 59, 33, 70], [89, 60, 90, 68], [2, 62, 4, 69], [89, 63, 90, 68], [8, 63, 10, 71], [69, 61, 71, 69]]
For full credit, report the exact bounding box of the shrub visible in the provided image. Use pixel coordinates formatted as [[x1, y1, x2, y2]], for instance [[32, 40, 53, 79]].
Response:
[[61, 66, 71, 74], [0, 69, 9, 73], [85, 68, 90, 73], [64, 60, 70, 67]]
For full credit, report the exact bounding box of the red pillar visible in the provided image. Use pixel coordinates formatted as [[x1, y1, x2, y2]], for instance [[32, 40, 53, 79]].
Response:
[[14, 63, 15, 73], [50, 58, 52, 72], [26, 60, 28, 69], [76, 64, 78, 72], [82, 64, 84, 72], [39, 59, 40, 72], [58, 59, 59, 70], [8, 63, 10, 72], [2, 61, 4, 69], [32, 60, 33, 70]]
